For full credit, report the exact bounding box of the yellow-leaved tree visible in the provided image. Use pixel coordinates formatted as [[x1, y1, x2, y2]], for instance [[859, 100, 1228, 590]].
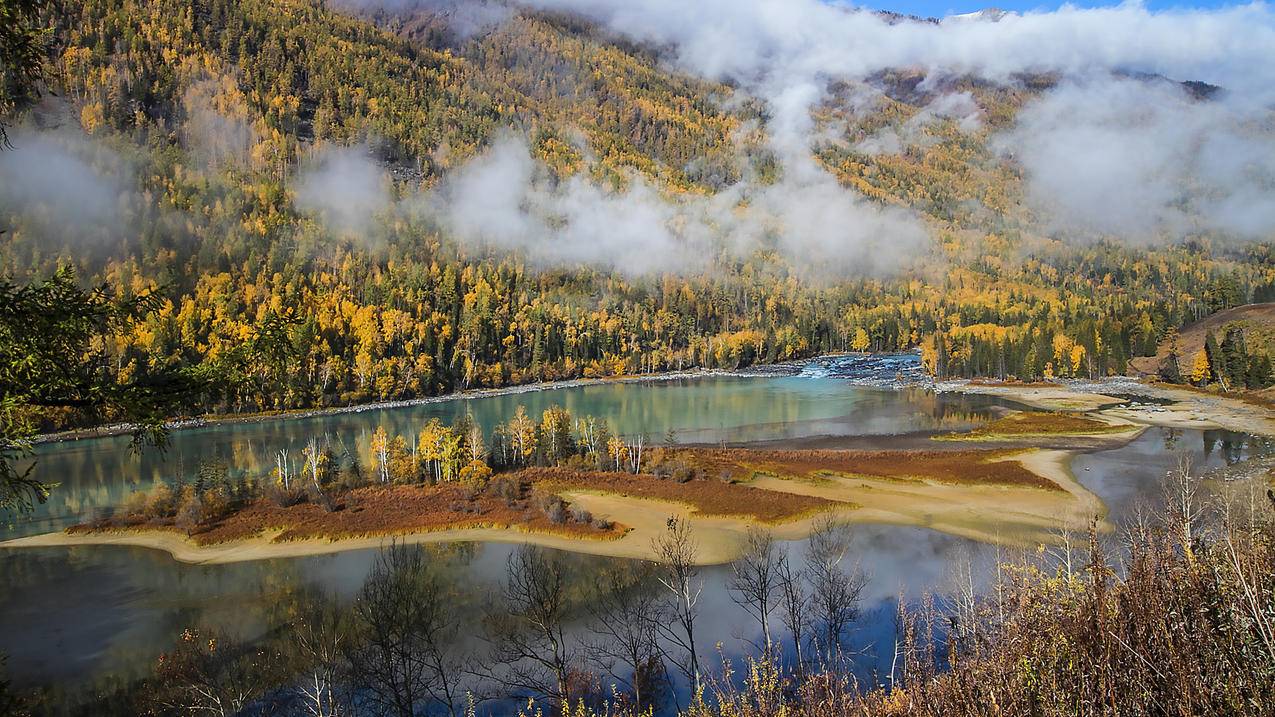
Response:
[[851, 327, 870, 352], [1190, 350, 1211, 385]]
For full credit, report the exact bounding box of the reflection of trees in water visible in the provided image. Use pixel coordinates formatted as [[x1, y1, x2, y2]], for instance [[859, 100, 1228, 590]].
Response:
[[1201, 429, 1273, 465], [16, 528, 876, 715], [12, 379, 1021, 539]]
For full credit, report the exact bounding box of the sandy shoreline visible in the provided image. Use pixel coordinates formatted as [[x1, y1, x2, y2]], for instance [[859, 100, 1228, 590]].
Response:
[[10, 363, 1266, 566], [1, 444, 1111, 565], [950, 380, 1275, 438]]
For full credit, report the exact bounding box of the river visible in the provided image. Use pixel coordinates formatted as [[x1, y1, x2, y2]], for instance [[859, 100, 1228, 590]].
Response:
[[0, 355, 1266, 709]]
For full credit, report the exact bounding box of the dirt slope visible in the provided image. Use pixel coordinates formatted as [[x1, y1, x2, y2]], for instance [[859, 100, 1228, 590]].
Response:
[[1129, 303, 1275, 375]]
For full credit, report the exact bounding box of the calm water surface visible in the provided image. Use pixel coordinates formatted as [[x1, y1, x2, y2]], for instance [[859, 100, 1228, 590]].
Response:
[[0, 362, 1267, 706]]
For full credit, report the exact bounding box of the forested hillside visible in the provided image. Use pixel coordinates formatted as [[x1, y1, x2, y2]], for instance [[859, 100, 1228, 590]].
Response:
[[3, 0, 1274, 430]]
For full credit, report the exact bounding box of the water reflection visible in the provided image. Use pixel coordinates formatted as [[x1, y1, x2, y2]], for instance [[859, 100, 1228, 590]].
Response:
[[1071, 427, 1271, 527], [0, 526, 994, 710], [3, 372, 1269, 710]]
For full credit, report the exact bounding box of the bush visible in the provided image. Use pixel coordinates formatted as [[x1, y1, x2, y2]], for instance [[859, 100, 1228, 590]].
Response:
[[538, 494, 568, 524], [488, 476, 523, 506], [266, 483, 308, 508], [121, 488, 150, 518], [143, 483, 177, 519], [592, 516, 613, 531], [459, 459, 493, 490], [570, 506, 593, 525], [199, 487, 233, 522], [174, 485, 203, 530]]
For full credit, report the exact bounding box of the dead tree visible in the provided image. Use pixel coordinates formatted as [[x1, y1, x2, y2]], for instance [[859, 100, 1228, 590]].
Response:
[[348, 542, 465, 717], [484, 544, 578, 706], [805, 516, 866, 666], [652, 516, 703, 698], [291, 597, 350, 717], [776, 550, 809, 680], [728, 527, 782, 654], [586, 561, 665, 711], [1164, 455, 1202, 565]]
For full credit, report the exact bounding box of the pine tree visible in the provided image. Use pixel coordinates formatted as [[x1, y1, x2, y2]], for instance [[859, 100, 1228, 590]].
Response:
[[1159, 335, 1183, 383], [1220, 327, 1249, 389], [1203, 331, 1224, 387]]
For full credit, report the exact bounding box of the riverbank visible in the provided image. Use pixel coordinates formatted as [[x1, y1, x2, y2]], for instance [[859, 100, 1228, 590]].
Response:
[[31, 366, 763, 445], [947, 378, 1275, 437]]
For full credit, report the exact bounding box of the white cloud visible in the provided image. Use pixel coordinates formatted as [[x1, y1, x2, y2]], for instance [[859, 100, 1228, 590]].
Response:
[[519, 0, 1275, 242], [1000, 78, 1275, 240], [423, 134, 926, 276], [294, 146, 394, 237]]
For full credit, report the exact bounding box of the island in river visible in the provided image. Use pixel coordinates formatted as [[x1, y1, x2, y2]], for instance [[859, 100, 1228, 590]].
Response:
[[13, 365, 1239, 565], [4, 353, 1272, 566]]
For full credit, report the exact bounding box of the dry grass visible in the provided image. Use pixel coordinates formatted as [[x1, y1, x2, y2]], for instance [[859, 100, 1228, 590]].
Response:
[[668, 447, 1062, 491], [69, 484, 623, 546], [69, 445, 1064, 547], [936, 411, 1129, 441], [521, 467, 841, 523]]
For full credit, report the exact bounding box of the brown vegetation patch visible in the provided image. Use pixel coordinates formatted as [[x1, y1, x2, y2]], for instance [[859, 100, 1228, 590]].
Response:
[[520, 467, 841, 523], [665, 447, 1061, 491], [937, 411, 1129, 440], [69, 483, 623, 546]]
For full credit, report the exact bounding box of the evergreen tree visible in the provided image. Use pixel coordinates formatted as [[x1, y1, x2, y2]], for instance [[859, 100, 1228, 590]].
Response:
[[1203, 331, 1224, 386], [1219, 327, 1249, 388]]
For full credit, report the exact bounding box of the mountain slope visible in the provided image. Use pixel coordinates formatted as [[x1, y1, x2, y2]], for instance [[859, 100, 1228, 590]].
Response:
[[0, 0, 1271, 428]]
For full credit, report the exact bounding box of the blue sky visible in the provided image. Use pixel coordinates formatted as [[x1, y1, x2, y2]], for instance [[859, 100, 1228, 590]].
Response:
[[855, 0, 1245, 18]]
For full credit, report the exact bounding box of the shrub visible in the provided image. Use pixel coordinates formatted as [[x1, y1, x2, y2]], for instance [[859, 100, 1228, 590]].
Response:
[[488, 476, 523, 506], [174, 485, 203, 530], [266, 483, 308, 508], [592, 516, 613, 531], [144, 483, 177, 519], [199, 487, 233, 522], [459, 459, 493, 490], [121, 488, 150, 518], [538, 494, 568, 524], [570, 506, 593, 525]]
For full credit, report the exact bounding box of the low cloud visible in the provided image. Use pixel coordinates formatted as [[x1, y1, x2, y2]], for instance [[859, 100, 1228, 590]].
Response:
[[294, 146, 394, 237], [332, 0, 512, 39], [181, 78, 258, 170], [1000, 78, 1275, 241], [423, 135, 926, 276], [519, 0, 1275, 242], [0, 128, 133, 245], [851, 91, 983, 156]]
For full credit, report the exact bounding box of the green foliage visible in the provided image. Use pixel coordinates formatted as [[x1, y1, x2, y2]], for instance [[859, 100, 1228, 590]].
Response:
[[0, 267, 206, 512], [0, 0, 49, 146]]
